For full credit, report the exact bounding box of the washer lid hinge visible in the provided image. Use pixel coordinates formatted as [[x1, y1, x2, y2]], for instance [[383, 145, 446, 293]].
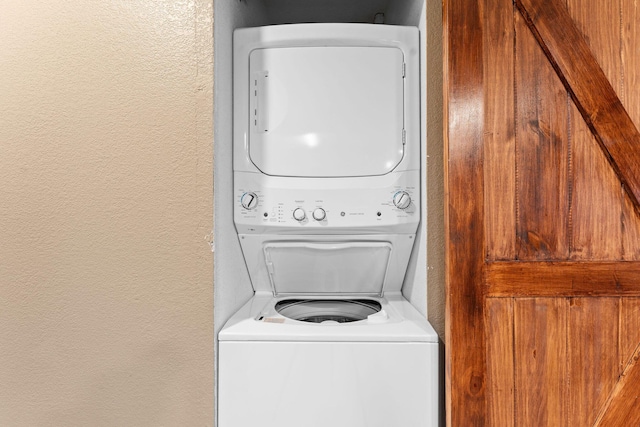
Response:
[[264, 252, 278, 296], [402, 129, 406, 144], [402, 62, 406, 78], [266, 254, 275, 275]]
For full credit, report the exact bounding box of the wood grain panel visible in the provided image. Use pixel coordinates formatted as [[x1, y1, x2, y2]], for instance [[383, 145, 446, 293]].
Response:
[[486, 261, 640, 297], [514, 298, 568, 426], [565, 0, 625, 261], [486, 298, 514, 427], [620, 0, 640, 259], [594, 343, 640, 426], [483, 0, 516, 260], [515, 12, 569, 260], [622, 190, 640, 260], [568, 101, 623, 260], [447, 0, 640, 423], [565, 0, 620, 88], [621, 0, 640, 137], [515, 0, 640, 214], [619, 298, 640, 371], [602, 298, 640, 423], [568, 298, 620, 426], [444, 0, 486, 424]]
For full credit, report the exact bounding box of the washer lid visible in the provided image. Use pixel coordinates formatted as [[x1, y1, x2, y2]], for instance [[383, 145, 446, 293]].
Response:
[[263, 242, 392, 295], [249, 46, 405, 177]]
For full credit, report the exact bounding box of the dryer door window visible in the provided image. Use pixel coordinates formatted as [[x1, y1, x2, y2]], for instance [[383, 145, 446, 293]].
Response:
[[249, 46, 405, 177]]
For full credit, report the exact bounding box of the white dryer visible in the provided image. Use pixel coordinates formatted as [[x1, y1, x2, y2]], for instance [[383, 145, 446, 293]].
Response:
[[219, 23, 439, 427]]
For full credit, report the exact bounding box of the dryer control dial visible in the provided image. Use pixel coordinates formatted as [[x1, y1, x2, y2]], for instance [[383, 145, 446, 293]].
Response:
[[293, 208, 306, 221], [241, 192, 258, 210], [312, 208, 326, 221], [393, 191, 412, 209]]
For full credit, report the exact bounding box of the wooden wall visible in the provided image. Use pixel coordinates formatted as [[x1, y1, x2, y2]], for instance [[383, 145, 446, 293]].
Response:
[[444, 0, 640, 425]]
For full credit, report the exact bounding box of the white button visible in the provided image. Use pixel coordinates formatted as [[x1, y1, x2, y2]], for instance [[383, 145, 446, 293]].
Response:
[[312, 208, 326, 221]]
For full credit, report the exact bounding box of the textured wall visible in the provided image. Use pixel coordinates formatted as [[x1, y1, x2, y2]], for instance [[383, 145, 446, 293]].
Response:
[[0, 1, 213, 425], [424, 0, 444, 340]]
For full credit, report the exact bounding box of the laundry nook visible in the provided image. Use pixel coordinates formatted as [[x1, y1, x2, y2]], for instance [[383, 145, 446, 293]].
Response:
[[214, 1, 443, 427], [216, 19, 439, 427]]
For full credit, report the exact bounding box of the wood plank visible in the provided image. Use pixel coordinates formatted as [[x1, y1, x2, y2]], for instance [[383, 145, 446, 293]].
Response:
[[622, 188, 640, 260], [569, 101, 624, 260], [620, 0, 640, 260], [515, 12, 570, 260], [593, 296, 640, 425], [620, 298, 640, 374], [594, 343, 640, 426], [565, 0, 620, 88], [483, 0, 516, 260], [564, 0, 624, 260], [486, 298, 515, 426], [567, 298, 619, 426], [620, 0, 640, 144], [515, 0, 640, 215], [514, 298, 568, 426], [485, 261, 640, 297], [605, 298, 640, 422], [444, 0, 486, 425]]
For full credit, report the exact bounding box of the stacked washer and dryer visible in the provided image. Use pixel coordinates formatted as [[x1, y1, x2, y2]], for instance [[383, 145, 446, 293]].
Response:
[[218, 24, 439, 426]]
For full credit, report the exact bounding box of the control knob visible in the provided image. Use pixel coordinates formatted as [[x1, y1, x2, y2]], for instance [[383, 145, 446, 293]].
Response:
[[293, 208, 306, 221], [240, 192, 258, 210], [312, 208, 326, 221], [393, 191, 412, 209]]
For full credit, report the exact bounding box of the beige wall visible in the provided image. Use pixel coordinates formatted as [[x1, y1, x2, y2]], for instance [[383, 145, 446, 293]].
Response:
[[425, 0, 444, 340], [0, 1, 213, 425]]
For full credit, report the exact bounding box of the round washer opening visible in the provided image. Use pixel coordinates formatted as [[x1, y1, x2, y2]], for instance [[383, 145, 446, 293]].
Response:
[[275, 299, 382, 324]]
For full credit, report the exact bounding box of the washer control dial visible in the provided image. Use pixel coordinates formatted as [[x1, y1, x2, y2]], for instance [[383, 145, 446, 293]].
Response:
[[393, 191, 412, 209], [312, 208, 326, 221], [293, 208, 306, 221], [240, 192, 258, 210]]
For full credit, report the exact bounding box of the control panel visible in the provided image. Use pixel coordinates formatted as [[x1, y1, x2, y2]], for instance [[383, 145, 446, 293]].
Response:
[[234, 171, 420, 234]]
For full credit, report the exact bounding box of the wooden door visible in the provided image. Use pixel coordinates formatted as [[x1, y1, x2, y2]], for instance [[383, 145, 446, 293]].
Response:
[[444, 0, 640, 425]]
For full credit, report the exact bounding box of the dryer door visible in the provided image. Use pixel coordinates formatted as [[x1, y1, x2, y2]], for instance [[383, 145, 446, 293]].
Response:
[[249, 46, 405, 177]]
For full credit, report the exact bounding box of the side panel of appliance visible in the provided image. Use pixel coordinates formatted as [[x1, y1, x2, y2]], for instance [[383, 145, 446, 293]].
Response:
[[218, 341, 439, 427]]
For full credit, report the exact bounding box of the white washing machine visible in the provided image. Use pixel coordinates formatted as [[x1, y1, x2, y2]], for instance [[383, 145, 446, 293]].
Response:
[[218, 24, 439, 427]]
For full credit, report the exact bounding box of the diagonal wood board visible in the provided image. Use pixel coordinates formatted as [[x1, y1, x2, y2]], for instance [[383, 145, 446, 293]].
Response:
[[513, 0, 640, 423], [515, 0, 640, 216]]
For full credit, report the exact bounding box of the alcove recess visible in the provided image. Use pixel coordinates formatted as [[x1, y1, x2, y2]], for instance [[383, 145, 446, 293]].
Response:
[[213, 0, 435, 344]]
